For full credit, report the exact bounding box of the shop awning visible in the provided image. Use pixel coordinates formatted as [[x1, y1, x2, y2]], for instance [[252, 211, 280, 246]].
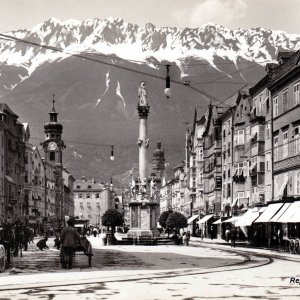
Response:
[[276, 201, 300, 223], [254, 203, 283, 223], [212, 218, 222, 225], [289, 202, 300, 223], [235, 208, 261, 227], [198, 214, 214, 224], [5, 175, 15, 184], [270, 203, 292, 222], [277, 176, 289, 198], [188, 215, 199, 225], [222, 215, 241, 223]]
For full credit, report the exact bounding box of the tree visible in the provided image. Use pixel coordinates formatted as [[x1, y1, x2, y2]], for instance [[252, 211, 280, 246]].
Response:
[[166, 212, 187, 234], [159, 209, 173, 229], [101, 209, 124, 233]]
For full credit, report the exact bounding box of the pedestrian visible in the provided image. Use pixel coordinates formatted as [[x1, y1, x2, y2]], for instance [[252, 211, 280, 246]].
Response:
[[93, 228, 97, 237], [36, 237, 49, 251], [230, 227, 237, 248], [199, 228, 203, 241], [186, 231, 191, 246], [23, 226, 30, 251], [61, 219, 81, 269], [278, 228, 283, 247], [210, 225, 214, 240], [225, 225, 231, 243], [54, 235, 61, 250], [29, 228, 34, 244], [182, 232, 187, 245]]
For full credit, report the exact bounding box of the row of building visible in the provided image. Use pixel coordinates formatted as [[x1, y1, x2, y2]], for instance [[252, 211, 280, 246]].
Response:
[[0, 101, 75, 230], [160, 50, 300, 240]]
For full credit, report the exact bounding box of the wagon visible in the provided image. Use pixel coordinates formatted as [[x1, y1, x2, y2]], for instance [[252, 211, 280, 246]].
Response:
[[60, 236, 93, 268], [0, 244, 6, 272]]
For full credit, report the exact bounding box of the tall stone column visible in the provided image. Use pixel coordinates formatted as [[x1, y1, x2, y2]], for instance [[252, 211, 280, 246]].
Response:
[[138, 105, 150, 181], [127, 81, 159, 239]]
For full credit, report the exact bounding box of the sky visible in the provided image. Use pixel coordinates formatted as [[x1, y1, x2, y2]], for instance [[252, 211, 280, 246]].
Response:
[[0, 0, 299, 34]]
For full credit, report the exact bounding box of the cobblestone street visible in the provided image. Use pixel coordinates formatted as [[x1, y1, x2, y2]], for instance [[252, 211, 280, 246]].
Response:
[[0, 237, 299, 299]]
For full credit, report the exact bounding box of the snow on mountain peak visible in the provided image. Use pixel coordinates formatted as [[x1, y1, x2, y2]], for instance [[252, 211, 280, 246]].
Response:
[[0, 17, 299, 80]]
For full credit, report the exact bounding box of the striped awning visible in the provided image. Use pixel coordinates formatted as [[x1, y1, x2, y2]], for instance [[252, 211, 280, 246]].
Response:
[[188, 215, 199, 225], [254, 203, 283, 223], [198, 214, 214, 224]]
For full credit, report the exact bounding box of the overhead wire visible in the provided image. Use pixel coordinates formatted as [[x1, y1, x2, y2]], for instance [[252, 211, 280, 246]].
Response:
[[0, 32, 219, 102], [0, 32, 269, 104]]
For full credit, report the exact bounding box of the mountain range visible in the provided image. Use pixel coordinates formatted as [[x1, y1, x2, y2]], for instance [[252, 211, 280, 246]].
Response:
[[0, 18, 299, 186]]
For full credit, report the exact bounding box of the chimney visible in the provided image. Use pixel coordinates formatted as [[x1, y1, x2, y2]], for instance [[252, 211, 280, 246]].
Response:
[[265, 63, 277, 75]]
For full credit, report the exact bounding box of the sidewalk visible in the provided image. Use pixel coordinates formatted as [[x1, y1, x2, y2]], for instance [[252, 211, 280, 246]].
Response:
[[190, 236, 300, 261]]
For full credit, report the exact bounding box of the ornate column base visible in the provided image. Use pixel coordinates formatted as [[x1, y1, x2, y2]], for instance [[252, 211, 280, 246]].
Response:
[[127, 200, 159, 238]]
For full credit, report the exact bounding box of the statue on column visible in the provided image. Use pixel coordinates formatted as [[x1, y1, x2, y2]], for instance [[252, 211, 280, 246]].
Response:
[[150, 177, 157, 199], [138, 177, 147, 199], [138, 81, 149, 106], [130, 177, 136, 197]]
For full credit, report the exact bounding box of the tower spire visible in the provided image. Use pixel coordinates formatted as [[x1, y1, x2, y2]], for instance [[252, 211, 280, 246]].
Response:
[[52, 94, 56, 112], [49, 94, 58, 122]]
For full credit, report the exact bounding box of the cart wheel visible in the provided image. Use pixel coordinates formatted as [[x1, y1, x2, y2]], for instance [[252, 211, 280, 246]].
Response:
[[295, 239, 300, 254], [289, 239, 295, 254], [88, 254, 92, 267], [0, 245, 6, 272]]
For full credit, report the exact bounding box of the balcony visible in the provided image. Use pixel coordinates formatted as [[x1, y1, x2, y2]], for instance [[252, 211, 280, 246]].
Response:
[[190, 166, 196, 175], [234, 144, 245, 151], [249, 112, 265, 124], [232, 170, 246, 183]]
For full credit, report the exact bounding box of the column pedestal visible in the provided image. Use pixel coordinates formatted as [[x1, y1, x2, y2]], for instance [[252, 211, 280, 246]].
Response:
[[127, 199, 159, 238]]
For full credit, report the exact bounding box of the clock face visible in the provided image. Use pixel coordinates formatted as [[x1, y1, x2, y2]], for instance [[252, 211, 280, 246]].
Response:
[[48, 142, 58, 151]]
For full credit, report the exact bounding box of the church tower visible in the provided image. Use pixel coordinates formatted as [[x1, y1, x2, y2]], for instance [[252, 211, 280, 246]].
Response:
[[41, 95, 65, 226], [42, 95, 65, 165]]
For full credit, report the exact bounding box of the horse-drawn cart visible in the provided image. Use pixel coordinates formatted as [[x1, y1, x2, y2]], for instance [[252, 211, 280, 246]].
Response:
[[60, 236, 93, 268]]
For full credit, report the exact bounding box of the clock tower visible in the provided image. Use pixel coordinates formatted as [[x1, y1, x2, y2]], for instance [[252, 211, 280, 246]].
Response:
[[42, 95, 65, 164], [41, 95, 65, 226]]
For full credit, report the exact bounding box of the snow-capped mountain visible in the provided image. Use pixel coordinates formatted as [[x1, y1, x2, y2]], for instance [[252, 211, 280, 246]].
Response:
[[1, 17, 300, 79], [0, 18, 299, 183]]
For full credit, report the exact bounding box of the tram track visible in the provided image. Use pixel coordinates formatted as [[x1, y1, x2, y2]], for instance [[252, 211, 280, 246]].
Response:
[[0, 246, 274, 292]]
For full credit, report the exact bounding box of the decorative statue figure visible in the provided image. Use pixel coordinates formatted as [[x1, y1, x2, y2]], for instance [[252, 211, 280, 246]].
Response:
[[138, 81, 149, 106], [139, 177, 147, 198], [150, 177, 156, 199], [130, 177, 136, 197]]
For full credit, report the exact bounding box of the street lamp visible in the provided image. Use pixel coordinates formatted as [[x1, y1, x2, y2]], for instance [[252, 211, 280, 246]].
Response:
[[110, 145, 115, 161], [164, 64, 171, 99]]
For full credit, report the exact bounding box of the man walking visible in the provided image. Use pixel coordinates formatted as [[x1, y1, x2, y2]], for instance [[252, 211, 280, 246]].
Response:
[[61, 219, 81, 269]]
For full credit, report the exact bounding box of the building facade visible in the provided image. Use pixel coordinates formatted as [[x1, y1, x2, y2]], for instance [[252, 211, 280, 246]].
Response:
[[0, 103, 26, 223], [203, 104, 223, 215], [270, 52, 300, 201], [220, 107, 235, 216], [73, 178, 112, 227]]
